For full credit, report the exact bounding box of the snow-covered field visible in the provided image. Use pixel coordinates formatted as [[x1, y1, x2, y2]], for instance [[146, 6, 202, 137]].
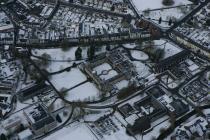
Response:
[[132, 0, 192, 28], [154, 40, 183, 59], [93, 63, 112, 74], [132, 0, 191, 11], [84, 108, 113, 122], [115, 80, 129, 90], [133, 61, 151, 78], [99, 70, 118, 81], [93, 63, 118, 80], [50, 68, 87, 91], [32, 48, 78, 61], [103, 128, 135, 140], [32, 47, 87, 72], [64, 82, 100, 101], [147, 7, 190, 27], [0, 12, 13, 28], [143, 119, 170, 139], [130, 50, 149, 61], [44, 123, 97, 140]]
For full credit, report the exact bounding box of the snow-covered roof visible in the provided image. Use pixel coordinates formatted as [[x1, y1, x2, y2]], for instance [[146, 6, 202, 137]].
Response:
[[18, 129, 33, 139]]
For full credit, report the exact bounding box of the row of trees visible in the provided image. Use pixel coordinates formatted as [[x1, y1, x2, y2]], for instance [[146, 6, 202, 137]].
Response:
[[75, 42, 164, 63], [158, 17, 173, 26], [144, 47, 165, 63], [117, 84, 139, 100], [75, 45, 96, 60], [75, 45, 111, 60]]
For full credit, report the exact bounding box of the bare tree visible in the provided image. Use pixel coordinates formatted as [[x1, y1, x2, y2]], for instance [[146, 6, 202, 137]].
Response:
[[162, 0, 174, 6]]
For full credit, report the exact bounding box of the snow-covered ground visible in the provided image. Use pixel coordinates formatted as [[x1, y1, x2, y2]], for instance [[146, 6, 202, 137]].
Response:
[[46, 62, 73, 73], [32, 48, 77, 61], [99, 70, 118, 81], [132, 0, 191, 11], [50, 98, 65, 111], [123, 43, 136, 49], [143, 119, 170, 139], [64, 82, 100, 102], [154, 40, 183, 59], [93, 63, 119, 81], [44, 123, 97, 140], [130, 50, 149, 61], [115, 80, 129, 90], [132, 0, 192, 28], [50, 68, 87, 91], [132, 61, 151, 78], [147, 7, 190, 27], [32, 47, 87, 72], [93, 63, 112, 74]]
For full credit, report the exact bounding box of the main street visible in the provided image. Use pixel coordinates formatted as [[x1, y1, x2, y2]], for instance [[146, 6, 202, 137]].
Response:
[[15, 30, 156, 48]]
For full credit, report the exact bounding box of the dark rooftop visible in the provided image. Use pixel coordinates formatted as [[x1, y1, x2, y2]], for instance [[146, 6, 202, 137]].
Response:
[[126, 116, 151, 135], [170, 99, 189, 117]]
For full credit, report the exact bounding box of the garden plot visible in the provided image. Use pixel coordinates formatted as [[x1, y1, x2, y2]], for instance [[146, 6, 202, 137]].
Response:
[[143, 119, 170, 139], [130, 50, 149, 61], [0, 12, 13, 29], [154, 40, 183, 59], [132, 61, 151, 78], [132, 0, 192, 28], [115, 80, 129, 90], [64, 82, 100, 102], [123, 43, 136, 49], [93, 63, 112, 74], [99, 70, 118, 81], [46, 61, 73, 73], [50, 68, 87, 91], [93, 63, 118, 81], [32, 47, 78, 60], [153, 39, 166, 45]]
